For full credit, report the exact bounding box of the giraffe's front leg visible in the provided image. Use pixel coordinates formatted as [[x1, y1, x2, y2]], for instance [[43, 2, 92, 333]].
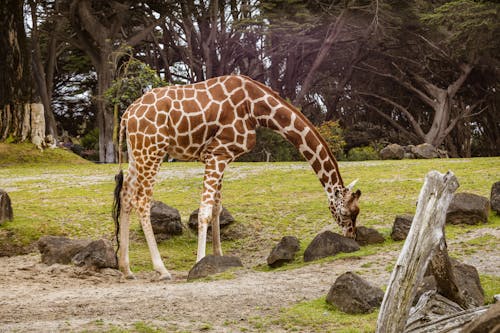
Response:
[[118, 207, 135, 279], [212, 200, 223, 256]]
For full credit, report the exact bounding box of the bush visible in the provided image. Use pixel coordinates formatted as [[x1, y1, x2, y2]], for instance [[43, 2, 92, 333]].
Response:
[[80, 128, 99, 150], [316, 121, 346, 159], [347, 146, 379, 161]]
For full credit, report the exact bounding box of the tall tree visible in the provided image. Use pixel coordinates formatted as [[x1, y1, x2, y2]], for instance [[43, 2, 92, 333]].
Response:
[[62, 0, 162, 162], [0, 0, 37, 142]]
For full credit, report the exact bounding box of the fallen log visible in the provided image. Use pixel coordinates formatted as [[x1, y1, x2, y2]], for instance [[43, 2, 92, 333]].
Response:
[[376, 171, 459, 333]]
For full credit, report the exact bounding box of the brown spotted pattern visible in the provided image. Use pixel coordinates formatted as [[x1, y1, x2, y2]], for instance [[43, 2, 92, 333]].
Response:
[[116, 75, 361, 279]]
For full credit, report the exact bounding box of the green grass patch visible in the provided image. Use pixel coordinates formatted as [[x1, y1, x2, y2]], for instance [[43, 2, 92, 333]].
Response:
[[275, 297, 378, 332], [0, 143, 89, 166], [480, 274, 500, 304]]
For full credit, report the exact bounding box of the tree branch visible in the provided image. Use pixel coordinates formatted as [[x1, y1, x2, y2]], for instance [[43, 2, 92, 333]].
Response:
[[357, 91, 426, 139]]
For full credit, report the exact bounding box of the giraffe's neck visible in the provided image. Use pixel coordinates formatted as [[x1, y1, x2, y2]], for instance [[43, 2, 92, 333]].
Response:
[[247, 79, 345, 206]]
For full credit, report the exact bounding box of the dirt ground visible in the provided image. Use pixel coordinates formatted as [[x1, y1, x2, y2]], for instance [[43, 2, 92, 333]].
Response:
[[1, 227, 499, 333]]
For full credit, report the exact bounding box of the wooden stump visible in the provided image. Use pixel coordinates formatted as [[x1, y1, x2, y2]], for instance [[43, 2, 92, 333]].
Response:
[[376, 171, 459, 333], [0, 189, 14, 225]]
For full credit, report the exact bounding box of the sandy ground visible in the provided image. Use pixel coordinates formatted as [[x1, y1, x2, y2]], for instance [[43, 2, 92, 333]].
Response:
[[1, 227, 499, 333]]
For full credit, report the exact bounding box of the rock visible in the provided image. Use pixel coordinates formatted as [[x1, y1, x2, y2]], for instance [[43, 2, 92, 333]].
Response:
[[355, 226, 385, 246], [267, 236, 300, 268], [326, 272, 384, 314], [461, 302, 500, 333], [403, 145, 416, 159], [71, 239, 117, 269], [187, 255, 243, 280], [390, 214, 413, 241], [303, 231, 359, 262], [412, 143, 439, 159], [150, 201, 183, 241], [380, 144, 405, 160], [0, 189, 13, 225], [414, 259, 484, 307], [452, 258, 484, 307], [446, 192, 490, 225], [188, 206, 235, 232], [38, 236, 91, 265], [491, 181, 500, 214]]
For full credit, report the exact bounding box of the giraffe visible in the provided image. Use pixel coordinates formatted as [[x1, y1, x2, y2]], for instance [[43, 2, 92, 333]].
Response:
[[112, 75, 361, 280]]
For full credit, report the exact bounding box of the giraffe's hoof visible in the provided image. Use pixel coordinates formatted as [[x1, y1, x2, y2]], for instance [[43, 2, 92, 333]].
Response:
[[124, 273, 136, 280], [159, 272, 172, 281]]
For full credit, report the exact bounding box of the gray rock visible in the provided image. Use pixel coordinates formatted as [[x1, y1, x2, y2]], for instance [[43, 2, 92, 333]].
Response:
[[188, 206, 235, 232], [0, 189, 13, 225], [150, 201, 183, 241], [355, 226, 385, 246], [446, 192, 490, 225], [414, 258, 484, 307], [187, 255, 243, 280], [461, 302, 500, 333], [303, 231, 359, 262], [380, 144, 405, 160], [412, 143, 439, 159], [391, 214, 413, 241], [267, 236, 300, 268], [38, 236, 91, 265], [326, 272, 384, 314], [491, 181, 500, 214], [72, 239, 117, 269]]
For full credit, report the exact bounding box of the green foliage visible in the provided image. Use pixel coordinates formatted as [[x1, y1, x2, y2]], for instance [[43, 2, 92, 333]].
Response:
[[316, 120, 346, 158], [237, 128, 302, 162], [105, 57, 167, 111], [80, 128, 99, 150], [347, 146, 379, 161], [421, 0, 500, 62]]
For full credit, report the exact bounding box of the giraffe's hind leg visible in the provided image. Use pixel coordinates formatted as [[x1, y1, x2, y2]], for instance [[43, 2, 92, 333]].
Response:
[[118, 171, 135, 279], [134, 157, 172, 280], [197, 156, 229, 262]]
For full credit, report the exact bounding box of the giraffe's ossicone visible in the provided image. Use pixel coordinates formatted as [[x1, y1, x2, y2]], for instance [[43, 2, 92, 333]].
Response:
[[112, 75, 361, 280]]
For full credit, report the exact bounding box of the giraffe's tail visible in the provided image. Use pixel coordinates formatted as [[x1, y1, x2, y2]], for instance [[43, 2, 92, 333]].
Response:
[[113, 114, 127, 257], [112, 170, 124, 258]]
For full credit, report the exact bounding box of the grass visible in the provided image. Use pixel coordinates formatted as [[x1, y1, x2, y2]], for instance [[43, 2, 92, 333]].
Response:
[[1, 145, 499, 331]]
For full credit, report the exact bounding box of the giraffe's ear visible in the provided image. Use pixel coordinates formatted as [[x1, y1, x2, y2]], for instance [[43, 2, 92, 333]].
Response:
[[353, 189, 361, 199]]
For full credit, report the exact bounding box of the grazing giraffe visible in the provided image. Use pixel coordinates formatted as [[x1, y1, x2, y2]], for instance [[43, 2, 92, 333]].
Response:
[[113, 75, 361, 280]]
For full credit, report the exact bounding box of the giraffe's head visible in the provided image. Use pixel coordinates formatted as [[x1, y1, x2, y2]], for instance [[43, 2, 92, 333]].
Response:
[[330, 179, 361, 239]]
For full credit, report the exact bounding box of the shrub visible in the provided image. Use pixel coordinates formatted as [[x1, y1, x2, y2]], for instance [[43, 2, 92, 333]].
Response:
[[316, 121, 346, 159], [347, 146, 379, 161]]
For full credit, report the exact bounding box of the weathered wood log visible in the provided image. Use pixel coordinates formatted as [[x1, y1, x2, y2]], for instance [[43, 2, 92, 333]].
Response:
[[405, 291, 489, 333], [0, 189, 14, 225], [376, 171, 459, 333]]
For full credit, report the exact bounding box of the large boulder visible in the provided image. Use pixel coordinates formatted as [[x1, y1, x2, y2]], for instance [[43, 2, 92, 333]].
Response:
[[187, 255, 243, 280], [326, 272, 384, 314], [412, 143, 439, 159], [267, 236, 300, 268], [72, 239, 117, 269], [446, 193, 490, 225], [38, 236, 91, 265], [390, 214, 413, 241], [491, 181, 500, 214], [462, 302, 500, 333], [355, 226, 385, 246], [380, 144, 405, 160], [0, 189, 13, 225], [303, 231, 359, 262], [188, 206, 235, 232], [150, 201, 183, 241]]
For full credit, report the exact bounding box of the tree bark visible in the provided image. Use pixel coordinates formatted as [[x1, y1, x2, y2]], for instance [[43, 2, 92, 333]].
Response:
[[376, 171, 459, 333], [0, 0, 36, 141]]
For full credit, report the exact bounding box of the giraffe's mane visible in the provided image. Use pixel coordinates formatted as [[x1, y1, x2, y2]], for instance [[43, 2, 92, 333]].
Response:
[[241, 75, 344, 187]]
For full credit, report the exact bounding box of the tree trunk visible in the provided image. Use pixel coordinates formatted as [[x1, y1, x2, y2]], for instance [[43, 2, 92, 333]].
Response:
[[96, 60, 116, 163], [376, 171, 459, 333], [0, 189, 14, 225], [0, 0, 36, 142]]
